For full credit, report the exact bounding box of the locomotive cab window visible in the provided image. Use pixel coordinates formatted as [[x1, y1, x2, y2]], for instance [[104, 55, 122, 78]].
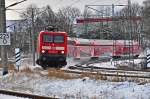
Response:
[[54, 35, 64, 43], [42, 34, 64, 43], [43, 34, 53, 43]]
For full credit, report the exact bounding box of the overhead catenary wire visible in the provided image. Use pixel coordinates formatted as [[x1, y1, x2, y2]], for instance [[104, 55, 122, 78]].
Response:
[[6, 7, 49, 28], [7, 0, 112, 21]]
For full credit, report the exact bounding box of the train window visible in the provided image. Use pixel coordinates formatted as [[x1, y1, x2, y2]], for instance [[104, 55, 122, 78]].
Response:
[[43, 34, 53, 43], [54, 35, 64, 43]]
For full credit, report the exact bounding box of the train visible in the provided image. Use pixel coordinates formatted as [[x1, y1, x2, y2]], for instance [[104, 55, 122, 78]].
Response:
[[36, 30, 68, 69], [68, 38, 141, 59], [36, 29, 141, 69]]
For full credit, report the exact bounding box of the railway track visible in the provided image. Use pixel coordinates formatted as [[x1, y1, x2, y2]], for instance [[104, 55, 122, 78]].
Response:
[[19, 56, 149, 81], [0, 90, 58, 99], [65, 67, 150, 79], [63, 57, 150, 80], [70, 64, 150, 74]]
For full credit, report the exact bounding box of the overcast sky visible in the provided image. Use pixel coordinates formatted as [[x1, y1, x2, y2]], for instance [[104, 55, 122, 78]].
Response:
[[6, 0, 145, 20]]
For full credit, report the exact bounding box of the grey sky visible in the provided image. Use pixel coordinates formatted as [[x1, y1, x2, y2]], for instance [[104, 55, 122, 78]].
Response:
[[6, 0, 145, 20]]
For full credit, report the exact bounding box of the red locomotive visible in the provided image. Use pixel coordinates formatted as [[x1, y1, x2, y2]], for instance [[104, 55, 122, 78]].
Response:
[[36, 28, 67, 68]]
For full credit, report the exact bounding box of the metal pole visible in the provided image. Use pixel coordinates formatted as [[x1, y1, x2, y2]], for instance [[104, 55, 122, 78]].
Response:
[[31, 8, 35, 66], [13, 26, 17, 48], [100, 6, 104, 39], [112, 4, 117, 66], [0, 0, 8, 75], [128, 0, 134, 67], [84, 5, 88, 38]]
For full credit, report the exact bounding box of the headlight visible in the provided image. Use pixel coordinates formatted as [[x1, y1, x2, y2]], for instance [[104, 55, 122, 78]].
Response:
[[61, 51, 64, 54], [41, 50, 45, 53]]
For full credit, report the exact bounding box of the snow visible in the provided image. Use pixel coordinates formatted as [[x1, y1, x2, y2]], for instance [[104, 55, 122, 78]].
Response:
[[92, 60, 116, 68], [91, 58, 145, 69], [0, 69, 150, 99], [0, 55, 150, 99]]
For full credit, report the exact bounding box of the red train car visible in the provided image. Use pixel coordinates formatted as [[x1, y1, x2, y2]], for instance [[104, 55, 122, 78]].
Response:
[[68, 38, 141, 59], [36, 31, 67, 68]]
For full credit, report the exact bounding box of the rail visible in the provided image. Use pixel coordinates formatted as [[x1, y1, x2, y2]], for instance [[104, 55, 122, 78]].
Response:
[[0, 90, 58, 99]]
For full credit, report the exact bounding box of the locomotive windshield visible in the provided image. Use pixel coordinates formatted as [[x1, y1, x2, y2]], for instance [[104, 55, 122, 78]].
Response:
[[43, 34, 53, 43], [54, 36, 64, 43], [42, 34, 64, 43]]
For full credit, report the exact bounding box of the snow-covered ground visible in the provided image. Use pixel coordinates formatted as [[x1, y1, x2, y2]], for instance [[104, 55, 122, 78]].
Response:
[[0, 67, 150, 99], [0, 74, 150, 99], [0, 53, 150, 99], [91, 51, 147, 69], [92, 58, 145, 68]]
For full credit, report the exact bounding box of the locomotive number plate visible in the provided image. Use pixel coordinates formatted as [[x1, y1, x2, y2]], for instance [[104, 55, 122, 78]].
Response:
[[48, 50, 58, 54]]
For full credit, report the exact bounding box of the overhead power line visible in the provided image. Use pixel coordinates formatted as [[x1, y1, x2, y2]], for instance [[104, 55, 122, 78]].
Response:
[[6, 0, 27, 9], [6, 7, 48, 29]]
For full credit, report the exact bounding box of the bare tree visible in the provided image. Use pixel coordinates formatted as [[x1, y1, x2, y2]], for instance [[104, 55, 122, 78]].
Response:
[[40, 5, 56, 27], [114, 3, 142, 40], [20, 4, 40, 53], [143, 0, 150, 37], [56, 6, 81, 36]]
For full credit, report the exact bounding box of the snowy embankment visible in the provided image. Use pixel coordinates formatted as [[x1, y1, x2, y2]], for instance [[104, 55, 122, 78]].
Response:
[[0, 52, 149, 99], [0, 68, 150, 99], [91, 51, 147, 69]]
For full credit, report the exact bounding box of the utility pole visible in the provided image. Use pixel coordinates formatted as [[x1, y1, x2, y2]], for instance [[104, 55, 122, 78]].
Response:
[[112, 4, 117, 66], [31, 8, 35, 66], [84, 5, 88, 38], [0, 0, 8, 75], [0, 0, 27, 75], [128, 0, 131, 56]]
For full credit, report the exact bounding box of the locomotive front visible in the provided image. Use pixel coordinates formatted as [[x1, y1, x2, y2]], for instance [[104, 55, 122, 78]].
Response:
[[36, 31, 67, 68]]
